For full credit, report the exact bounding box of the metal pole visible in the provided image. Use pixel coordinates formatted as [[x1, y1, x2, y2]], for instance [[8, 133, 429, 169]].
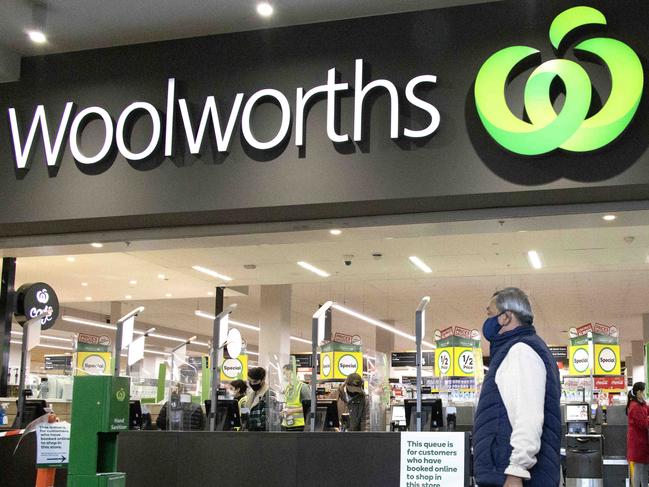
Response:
[[310, 302, 333, 432], [114, 321, 123, 377], [208, 287, 224, 432], [0, 257, 16, 397], [415, 297, 430, 432], [16, 321, 30, 428], [209, 299, 236, 432]]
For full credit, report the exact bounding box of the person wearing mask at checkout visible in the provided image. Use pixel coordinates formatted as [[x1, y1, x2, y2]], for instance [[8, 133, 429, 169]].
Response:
[[240, 367, 271, 431], [280, 364, 311, 431], [229, 379, 248, 406], [330, 373, 369, 431], [627, 382, 649, 487]]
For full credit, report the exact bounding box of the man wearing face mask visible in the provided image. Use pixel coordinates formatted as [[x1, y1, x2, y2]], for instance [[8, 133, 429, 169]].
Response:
[[473, 287, 561, 487], [240, 367, 271, 431], [280, 364, 311, 431]]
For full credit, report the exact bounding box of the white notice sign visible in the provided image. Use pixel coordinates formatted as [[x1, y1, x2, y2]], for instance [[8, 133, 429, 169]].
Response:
[[400, 432, 465, 487], [128, 335, 145, 366], [36, 422, 70, 466]]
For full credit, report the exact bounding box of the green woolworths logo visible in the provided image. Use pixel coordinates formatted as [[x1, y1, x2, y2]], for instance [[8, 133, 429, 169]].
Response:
[[475, 6, 644, 155]]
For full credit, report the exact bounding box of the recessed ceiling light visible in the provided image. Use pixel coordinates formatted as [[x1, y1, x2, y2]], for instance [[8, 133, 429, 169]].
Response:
[[409, 256, 433, 274], [90, 242, 103, 248], [165, 293, 172, 298], [329, 229, 342, 236], [129, 280, 137, 285], [207, 291, 214, 296], [603, 215, 617, 221], [157, 273, 166, 280], [527, 250, 543, 269], [257, 2, 273, 17], [125, 295, 132, 300], [27, 30, 47, 44], [297, 261, 330, 277], [81, 282, 88, 287], [66, 256, 76, 262], [192, 265, 233, 281], [84, 296, 93, 301]]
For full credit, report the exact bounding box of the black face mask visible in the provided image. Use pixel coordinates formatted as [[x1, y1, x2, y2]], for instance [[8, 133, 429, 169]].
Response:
[[249, 382, 263, 392]]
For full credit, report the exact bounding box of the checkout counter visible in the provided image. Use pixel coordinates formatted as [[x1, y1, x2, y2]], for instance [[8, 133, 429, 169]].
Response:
[[562, 403, 628, 487]]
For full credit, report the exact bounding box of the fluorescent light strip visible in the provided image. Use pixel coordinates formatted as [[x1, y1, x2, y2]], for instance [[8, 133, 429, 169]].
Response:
[[11, 331, 73, 343], [230, 319, 261, 332], [144, 349, 171, 356], [527, 250, 543, 270], [409, 256, 433, 273], [192, 265, 233, 281], [331, 303, 435, 348], [11, 340, 74, 351], [297, 261, 330, 277], [290, 336, 311, 345], [64, 315, 208, 348], [247, 351, 260, 356], [62, 315, 116, 330]]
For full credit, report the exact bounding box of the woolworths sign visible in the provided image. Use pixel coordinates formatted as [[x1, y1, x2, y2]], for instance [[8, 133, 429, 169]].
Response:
[[475, 6, 643, 155]]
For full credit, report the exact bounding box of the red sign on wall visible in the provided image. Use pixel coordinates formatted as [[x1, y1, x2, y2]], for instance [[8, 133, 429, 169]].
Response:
[[594, 376, 626, 391]]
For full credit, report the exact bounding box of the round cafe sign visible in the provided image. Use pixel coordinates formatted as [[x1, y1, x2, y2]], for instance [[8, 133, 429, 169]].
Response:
[[15, 282, 60, 330]]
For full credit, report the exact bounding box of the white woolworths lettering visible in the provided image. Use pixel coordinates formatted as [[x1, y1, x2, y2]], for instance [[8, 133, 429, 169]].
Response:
[[7, 59, 441, 170]]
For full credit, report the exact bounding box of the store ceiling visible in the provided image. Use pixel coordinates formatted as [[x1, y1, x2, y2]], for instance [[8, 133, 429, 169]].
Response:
[[0, 0, 499, 56], [6, 211, 649, 358]]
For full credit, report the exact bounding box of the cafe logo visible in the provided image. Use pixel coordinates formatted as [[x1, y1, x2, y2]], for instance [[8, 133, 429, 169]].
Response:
[[337, 354, 359, 376], [572, 348, 590, 373], [475, 6, 643, 155], [598, 347, 617, 373]]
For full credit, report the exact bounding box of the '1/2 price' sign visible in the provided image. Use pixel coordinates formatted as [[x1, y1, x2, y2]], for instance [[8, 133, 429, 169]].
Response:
[[400, 432, 465, 487]]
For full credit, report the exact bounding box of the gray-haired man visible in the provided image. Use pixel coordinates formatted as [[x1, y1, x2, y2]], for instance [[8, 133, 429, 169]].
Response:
[[473, 287, 562, 487]]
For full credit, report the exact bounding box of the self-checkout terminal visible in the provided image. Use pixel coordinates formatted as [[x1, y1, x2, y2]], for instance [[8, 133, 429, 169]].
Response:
[[565, 403, 604, 487]]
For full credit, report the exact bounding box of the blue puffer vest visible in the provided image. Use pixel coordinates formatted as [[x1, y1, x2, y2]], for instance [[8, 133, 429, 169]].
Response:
[[473, 325, 561, 487]]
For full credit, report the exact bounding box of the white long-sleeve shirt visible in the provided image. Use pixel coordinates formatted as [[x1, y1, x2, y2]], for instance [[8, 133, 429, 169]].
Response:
[[495, 342, 547, 480]]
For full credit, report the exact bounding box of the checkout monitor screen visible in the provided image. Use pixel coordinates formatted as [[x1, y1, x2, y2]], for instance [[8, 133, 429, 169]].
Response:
[[391, 405, 406, 425], [566, 404, 589, 423]]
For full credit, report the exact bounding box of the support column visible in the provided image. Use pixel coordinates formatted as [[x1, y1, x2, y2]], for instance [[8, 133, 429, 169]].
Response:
[[258, 285, 292, 370], [0, 257, 16, 397], [630, 340, 645, 384]]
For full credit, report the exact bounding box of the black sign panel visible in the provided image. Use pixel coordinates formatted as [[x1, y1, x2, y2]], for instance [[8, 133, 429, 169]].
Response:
[[44, 355, 72, 370], [1, 1, 649, 238], [14, 282, 60, 330], [549, 346, 568, 361], [391, 351, 434, 367], [292, 354, 314, 369]]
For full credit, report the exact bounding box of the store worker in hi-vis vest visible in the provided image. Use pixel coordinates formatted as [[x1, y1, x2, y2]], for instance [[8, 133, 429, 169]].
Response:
[[280, 363, 311, 431]]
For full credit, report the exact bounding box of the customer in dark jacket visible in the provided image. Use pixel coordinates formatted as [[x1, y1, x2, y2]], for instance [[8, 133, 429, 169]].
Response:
[[330, 373, 369, 431], [627, 382, 649, 487], [240, 367, 272, 431], [156, 392, 205, 431]]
